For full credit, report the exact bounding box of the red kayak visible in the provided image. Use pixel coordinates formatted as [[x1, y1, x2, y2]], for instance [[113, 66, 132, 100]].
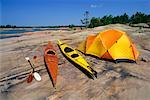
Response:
[[44, 41, 58, 87]]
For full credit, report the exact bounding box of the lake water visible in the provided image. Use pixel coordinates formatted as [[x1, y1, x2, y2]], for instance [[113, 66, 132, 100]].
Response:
[[0, 29, 42, 39]]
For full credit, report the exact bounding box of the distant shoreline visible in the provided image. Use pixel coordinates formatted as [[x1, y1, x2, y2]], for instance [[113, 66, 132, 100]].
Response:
[[0, 27, 72, 39], [0, 27, 70, 31], [0, 28, 33, 30]]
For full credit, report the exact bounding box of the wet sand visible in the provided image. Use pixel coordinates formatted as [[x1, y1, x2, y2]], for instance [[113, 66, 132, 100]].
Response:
[[0, 24, 150, 100]]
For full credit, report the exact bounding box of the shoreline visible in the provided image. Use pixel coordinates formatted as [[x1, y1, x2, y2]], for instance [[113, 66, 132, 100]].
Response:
[[0, 27, 70, 31]]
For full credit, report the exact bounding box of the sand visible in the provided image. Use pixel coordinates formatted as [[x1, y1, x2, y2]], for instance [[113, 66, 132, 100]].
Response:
[[0, 24, 150, 100]]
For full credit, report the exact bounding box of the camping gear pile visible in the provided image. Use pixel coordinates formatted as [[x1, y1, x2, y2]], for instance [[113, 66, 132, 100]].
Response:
[[25, 29, 139, 88]]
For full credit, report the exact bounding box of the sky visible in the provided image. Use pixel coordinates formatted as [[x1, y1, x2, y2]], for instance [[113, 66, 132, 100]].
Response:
[[1, 0, 150, 26]]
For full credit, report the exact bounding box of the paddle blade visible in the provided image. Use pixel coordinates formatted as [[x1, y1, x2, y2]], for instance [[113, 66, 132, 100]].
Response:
[[33, 72, 41, 81], [27, 73, 33, 83], [25, 57, 30, 61]]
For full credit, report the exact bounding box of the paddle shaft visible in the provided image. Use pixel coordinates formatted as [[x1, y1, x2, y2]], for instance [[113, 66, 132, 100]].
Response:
[[27, 60, 35, 72]]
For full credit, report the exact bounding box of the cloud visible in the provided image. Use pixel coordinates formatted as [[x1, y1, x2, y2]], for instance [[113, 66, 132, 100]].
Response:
[[90, 4, 97, 8]]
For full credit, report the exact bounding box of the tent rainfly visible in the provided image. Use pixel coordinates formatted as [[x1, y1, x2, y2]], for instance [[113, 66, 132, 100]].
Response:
[[77, 29, 139, 63]]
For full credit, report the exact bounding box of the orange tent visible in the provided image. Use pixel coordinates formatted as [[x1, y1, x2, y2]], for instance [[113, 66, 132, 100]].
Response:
[[77, 29, 139, 62]]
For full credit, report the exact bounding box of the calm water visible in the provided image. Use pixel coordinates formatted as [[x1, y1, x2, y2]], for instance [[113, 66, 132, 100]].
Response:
[[0, 29, 42, 39]]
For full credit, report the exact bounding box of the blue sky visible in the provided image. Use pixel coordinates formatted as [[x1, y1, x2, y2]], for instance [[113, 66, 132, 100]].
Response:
[[1, 0, 150, 26]]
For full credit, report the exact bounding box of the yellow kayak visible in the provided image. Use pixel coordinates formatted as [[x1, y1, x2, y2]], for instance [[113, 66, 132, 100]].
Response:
[[57, 40, 97, 79]]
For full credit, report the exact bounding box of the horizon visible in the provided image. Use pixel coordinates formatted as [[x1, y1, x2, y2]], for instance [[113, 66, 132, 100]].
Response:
[[1, 0, 150, 26]]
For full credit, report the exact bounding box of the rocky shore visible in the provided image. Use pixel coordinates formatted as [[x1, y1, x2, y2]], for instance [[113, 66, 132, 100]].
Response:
[[0, 24, 150, 100]]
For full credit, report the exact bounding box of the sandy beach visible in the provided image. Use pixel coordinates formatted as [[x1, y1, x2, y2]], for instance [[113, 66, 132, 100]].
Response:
[[0, 24, 150, 100]]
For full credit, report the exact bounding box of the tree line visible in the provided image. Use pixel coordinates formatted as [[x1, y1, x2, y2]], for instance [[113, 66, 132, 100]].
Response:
[[0, 25, 17, 28], [88, 12, 150, 28]]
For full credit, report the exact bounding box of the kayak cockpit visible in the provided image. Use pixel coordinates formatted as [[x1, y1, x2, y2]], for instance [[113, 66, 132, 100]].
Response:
[[64, 47, 79, 58], [47, 50, 56, 55], [64, 47, 74, 53], [71, 54, 79, 58]]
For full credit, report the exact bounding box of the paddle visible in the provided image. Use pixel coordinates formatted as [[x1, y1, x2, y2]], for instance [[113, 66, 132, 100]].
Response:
[[25, 57, 41, 82], [27, 72, 33, 83]]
